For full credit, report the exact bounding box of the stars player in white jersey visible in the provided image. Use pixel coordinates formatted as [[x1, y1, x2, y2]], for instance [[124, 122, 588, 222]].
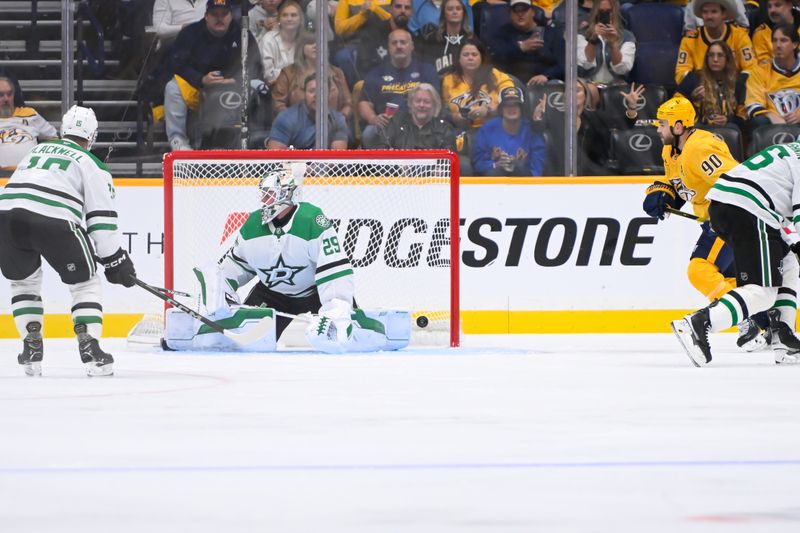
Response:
[[182, 162, 408, 353], [0, 105, 137, 376], [672, 142, 800, 366]]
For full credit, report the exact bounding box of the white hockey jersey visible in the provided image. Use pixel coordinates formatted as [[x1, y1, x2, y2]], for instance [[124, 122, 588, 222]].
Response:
[[0, 107, 57, 169], [0, 138, 122, 258], [217, 202, 354, 304], [707, 142, 800, 232]]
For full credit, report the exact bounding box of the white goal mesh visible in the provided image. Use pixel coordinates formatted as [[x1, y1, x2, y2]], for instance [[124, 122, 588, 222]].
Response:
[[157, 149, 460, 347]]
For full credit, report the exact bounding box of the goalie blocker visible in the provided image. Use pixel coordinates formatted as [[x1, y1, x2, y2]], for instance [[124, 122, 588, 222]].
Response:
[[162, 305, 411, 353]]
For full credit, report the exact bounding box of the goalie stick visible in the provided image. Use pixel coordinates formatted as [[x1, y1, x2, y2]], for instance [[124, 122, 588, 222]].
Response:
[[131, 276, 274, 345]]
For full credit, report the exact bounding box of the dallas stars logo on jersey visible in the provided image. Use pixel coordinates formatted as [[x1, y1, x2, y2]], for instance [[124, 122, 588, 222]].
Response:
[[259, 256, 306, 289]]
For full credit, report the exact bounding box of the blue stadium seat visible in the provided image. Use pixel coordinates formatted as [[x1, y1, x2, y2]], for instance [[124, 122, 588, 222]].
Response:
[[625, 3, 684, 91], [609, 127, 664, 175], [749, 124, 800, 154], [624, 3, 684, 45]]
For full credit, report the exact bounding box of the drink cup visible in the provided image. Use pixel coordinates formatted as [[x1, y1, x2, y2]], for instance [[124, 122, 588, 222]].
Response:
[[385, 102, 399, 117]]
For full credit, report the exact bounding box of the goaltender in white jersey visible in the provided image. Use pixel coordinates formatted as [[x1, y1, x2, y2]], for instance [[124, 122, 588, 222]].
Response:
[[163, 162, 410, 353], [0, 105, 137, 376], [672, 142, 800, 366]]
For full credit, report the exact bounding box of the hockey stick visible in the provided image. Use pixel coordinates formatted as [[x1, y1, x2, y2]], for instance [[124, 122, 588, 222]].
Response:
[[665, 206, 705, 222], [131, 276, 274, 345]]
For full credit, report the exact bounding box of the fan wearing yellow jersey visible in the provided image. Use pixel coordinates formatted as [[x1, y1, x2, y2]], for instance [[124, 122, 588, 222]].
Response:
[[674, 0, 755, 85], [642, 96, 770, 349], [745, 23, 800, 127]]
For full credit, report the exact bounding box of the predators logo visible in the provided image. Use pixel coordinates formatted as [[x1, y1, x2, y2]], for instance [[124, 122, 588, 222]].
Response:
[[449, 89, 492, 113], [768, 88, 800, 117], [0, 126, 34, 145]]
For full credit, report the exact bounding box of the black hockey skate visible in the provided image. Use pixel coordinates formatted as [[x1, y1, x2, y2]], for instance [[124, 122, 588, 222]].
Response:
[[736, 317, 770, 352], [18, 321, 43, 377], [671, 307, 712, 367], [74, 323, 114, 376], [767, 308, 800, 365]]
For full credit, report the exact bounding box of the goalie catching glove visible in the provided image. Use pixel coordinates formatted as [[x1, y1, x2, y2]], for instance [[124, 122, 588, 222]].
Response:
[[100, 248, 136, 287], [643, 181, 684, 220]]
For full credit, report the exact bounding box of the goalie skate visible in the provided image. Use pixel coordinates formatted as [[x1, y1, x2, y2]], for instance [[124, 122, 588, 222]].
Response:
[[18, 322, 43, 377], [671, 307, 712, 367], [75, 324, 114, 376]]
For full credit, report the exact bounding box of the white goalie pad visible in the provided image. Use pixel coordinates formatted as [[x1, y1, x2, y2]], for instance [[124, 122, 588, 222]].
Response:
[[163, 307, 277, 352], [305, 309, 412, 353]]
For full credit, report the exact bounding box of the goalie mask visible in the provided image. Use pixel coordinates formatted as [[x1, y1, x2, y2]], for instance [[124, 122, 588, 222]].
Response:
[[259, 162, 306, 224], [61, 105, 98, 149]]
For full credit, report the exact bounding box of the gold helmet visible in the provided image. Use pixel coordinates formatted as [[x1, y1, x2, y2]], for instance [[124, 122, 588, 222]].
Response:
[[656, 96, 696, 129]]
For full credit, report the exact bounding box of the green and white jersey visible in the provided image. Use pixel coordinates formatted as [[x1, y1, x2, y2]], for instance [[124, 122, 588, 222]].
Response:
[[219, 202, 354, 303], [707, 143, 800, 231], [0, 138, 121, 257]]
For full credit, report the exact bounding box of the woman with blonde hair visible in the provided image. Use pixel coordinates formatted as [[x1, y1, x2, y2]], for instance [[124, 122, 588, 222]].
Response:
[[271, 32, 353, 119], [258, 0, 306, 85]]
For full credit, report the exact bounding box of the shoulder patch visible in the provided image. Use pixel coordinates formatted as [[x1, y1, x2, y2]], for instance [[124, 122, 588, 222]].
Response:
[[315, 213, 332, 229]]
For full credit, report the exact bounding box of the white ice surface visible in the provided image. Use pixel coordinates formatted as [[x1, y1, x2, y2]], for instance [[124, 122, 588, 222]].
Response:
[[1, 333, 800, 532]]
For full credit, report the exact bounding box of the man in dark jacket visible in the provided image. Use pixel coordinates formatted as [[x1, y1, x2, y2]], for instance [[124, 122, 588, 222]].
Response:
[[375, 83, 456, 150], [164, 0, 263, 150], [485, 0, 565, 85]]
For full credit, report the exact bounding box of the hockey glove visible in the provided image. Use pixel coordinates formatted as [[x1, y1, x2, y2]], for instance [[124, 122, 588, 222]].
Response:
[[643, 182, 682, 220], [101, 248, 136, 287]]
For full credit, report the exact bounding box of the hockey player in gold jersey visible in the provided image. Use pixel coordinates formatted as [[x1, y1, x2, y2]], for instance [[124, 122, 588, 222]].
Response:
[[674, 0, 755, 85], [642, 95, 770, 349], [745, 23, 800, 126]]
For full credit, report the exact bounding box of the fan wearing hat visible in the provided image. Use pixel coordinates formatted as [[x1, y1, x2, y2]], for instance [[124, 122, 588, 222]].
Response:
[[675, 0, 755, 85], [471, 86, 546, 176]]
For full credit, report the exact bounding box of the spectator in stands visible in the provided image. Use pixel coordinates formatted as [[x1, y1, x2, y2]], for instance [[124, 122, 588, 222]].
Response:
[[410, 0, 473, 34], [152, 0, 207, 45], [485, 0, 566, 85], [751, 0, 800, 63], [268, 74, 350, 149], [163, 0, 263, 151], [577, 0, 636, 84], [680, 41, 748, 131], [419, 0, 474, 76], [306, 0, 336, 42], [272, 33, 353, 120], [333, 0, 392, 86], [472, 86, 545, 176], [249, 0, 281, 39], [745, 23, 800, 127], [0, 76, 57, 171], [441, 37, 515, 129], [258, 0, 307, 85], [684, 0, 750, 31], [375, 83, 457, 149], [356, 0, 416, 79], [533, 0, 560, 20], [675, 0, 756, 87], [358, 29, 439, 148]]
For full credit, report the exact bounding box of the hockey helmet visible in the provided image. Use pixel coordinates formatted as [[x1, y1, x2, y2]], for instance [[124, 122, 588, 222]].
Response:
[[656, 96, 696, 129], [61, 105, 98, 149], [259, 161, 306, 224]]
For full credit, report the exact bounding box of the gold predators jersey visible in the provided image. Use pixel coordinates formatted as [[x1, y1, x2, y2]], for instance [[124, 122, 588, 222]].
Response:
[[745, 59, 800, 118], [659, 129, 739, 220], [675, 22, 756, 84], [752, 22, 800, 63]]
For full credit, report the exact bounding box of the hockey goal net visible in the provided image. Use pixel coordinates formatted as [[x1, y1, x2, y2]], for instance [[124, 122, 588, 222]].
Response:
[[152, 149, 460, 347]]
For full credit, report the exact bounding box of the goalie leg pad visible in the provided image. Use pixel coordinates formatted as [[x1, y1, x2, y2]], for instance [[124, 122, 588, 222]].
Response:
[[163, 306, 277, 352], [304, 309, 411, 353]]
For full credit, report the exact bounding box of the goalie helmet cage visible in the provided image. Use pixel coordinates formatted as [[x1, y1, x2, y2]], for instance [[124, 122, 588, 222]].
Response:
[[163, 149, 461, 347]]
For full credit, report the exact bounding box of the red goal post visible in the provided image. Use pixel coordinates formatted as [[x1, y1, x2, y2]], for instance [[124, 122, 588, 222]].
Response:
[[163, 149, 461, 347]]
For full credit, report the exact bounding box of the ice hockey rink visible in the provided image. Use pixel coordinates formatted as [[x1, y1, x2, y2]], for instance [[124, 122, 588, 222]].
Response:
[[2, 333, 800, 532]]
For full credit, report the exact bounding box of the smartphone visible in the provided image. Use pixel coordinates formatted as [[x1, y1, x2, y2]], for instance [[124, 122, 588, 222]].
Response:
[[597, 10, 611, 25]]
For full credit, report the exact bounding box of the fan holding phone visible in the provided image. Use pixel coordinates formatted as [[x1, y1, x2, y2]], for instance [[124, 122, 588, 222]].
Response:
[[577, 0, 636, 84]]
